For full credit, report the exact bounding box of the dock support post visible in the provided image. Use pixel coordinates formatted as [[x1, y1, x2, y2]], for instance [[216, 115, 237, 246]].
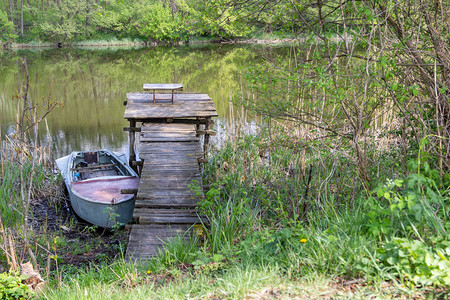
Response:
[[129, 120, 137, 171], [203, 117, 211, 157], [196, 117, 201, 137]]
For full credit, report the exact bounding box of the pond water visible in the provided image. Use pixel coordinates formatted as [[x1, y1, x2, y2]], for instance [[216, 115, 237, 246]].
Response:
[[0, 44, 289, 158]]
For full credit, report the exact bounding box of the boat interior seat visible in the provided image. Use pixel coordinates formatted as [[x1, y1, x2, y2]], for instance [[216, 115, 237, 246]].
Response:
[[83, 152, 98, 164]]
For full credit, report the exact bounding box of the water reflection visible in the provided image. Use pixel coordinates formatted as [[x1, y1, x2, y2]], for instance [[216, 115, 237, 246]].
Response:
[[0, 44, 286, 157]]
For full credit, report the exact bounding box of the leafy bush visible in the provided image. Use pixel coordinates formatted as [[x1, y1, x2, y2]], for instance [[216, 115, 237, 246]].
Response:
[[371, 159, 450, 240], [0, 10, 16, 42], [0, 272, 32, 300], [377, 237, 450, 286]]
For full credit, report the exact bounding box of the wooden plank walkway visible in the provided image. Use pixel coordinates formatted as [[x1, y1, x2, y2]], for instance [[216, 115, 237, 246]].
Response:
[[124, 92, 217, 261]]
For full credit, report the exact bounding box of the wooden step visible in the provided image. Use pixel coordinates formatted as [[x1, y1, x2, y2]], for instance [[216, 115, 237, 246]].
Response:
[[139, 215, 206, 224], [133, 208, 207, 224], [126, 224, 196, 260], [135, 201, 199, 208]]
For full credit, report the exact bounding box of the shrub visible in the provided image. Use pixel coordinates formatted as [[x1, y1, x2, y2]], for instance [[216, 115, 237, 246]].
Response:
[[0, 272, 33, 300]]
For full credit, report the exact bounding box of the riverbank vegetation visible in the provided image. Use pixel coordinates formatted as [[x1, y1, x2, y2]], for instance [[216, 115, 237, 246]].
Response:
[[0, 0, 449, 299], [0, 0, 282, 46]]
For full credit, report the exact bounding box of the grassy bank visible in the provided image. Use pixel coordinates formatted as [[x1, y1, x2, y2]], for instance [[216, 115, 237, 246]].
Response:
[[1, 129, 448, 298], [35, 129, 449, 299]]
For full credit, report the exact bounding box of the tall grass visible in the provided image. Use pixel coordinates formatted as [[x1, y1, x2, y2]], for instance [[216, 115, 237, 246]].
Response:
[[0, 161, 46, 227], [40, 128, 448, 298]]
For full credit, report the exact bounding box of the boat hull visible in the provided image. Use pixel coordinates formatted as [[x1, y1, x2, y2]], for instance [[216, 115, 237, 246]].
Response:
[[57, 150, 139, 228], [68, 187, 135, 228]]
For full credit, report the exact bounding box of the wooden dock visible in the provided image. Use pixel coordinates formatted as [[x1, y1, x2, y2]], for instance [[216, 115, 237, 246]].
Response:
[[123, 91, 217, 261]]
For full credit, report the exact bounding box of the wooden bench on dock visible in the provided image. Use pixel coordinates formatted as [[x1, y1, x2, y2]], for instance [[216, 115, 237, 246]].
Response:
[[143, 83, 183, 104], [123, 89, 218, 261]]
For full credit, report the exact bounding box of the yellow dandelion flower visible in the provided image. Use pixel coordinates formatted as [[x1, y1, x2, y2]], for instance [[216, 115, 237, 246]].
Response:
[[147, 270, 152, 274], [300, 238, 307, 243]]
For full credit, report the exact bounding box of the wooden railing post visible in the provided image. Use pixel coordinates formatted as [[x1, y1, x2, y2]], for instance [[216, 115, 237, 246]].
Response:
[[129, 120, 137, 172], [203, 117, 211, 157]]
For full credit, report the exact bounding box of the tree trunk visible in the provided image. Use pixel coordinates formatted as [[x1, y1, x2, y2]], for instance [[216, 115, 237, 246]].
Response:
[[13, 0, 19, 34], [20, 0, 24, 36], [8, 0, 15, 34], [86, 0, 91, 37]]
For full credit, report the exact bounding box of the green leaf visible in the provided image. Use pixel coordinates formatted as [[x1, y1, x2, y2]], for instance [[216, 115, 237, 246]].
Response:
[[394, 179, 403, 187], [212, 254, 225, 262]]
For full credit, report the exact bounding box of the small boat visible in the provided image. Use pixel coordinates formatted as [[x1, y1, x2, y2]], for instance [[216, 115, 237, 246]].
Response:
[[56, 150, 139, 228]]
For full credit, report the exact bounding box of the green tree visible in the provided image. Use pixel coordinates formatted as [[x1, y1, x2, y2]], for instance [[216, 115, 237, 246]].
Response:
[[224, 0, 449, 185], [0, 9, 15, 41]]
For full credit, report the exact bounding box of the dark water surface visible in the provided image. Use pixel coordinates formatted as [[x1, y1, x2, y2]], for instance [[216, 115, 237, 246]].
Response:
[[0, 44, 287, 157]]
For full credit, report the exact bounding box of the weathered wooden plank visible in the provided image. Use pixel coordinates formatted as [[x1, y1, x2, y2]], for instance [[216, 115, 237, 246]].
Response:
[[124, 108, 218, 119], [143, 83, 183, 90], [141, 131, 196, 136], [139, 158, 200, 165], [140, 154, 202, 160], [128, 232, 192, 241], [139, 142, 201, 154], [135, 118, 210, 124], [138, 165, 199, 171], [141, 124, 195, 132], [131, 102, 215, 108], [127, 247, 163, 254], [128, 227, 191, 239], [138, 153, 200, 160], [139, 151, 199, 158], [139, 156, 199, 163], [139, 146, 201, 152], [142, 123, 195, 129], [139, 142, 201, 151], [126, 248, 160, 256], [141, 160, 199, 167], [130, 224, 191, 231], [137, 189, 196, 196], [140, 137, 200, 142], [128, 232, 192, 240], [139, 216, 206, 224], [133, 208, 197, 215], [127, 93, 211, 101], [139, 149, 201, 155], [139, 142, 201, 148], [138, 181, 200, 189], [139, 173, 200, 179], [138, 175, 201, 182], [126, 106, 217, 115], [139, 152, 200, 158], [137, 181, 200, 189], [128, 236, 187, 245], [135, 200, 199, 208], [140, 133, 199, 141], [140, 170, 201, 177], [129, 234, 191, 244]]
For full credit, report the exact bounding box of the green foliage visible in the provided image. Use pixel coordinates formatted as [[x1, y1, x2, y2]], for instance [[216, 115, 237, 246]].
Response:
[[131, 2, 184, 41], [34, 0, 87, 42], [0, 10, 15, 41], [0, 162, 47, 227], [371, 159, 449, 240], [0, 271, 33, 300], [377, 237, 450, 286], [0, 0, 258, 43]]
